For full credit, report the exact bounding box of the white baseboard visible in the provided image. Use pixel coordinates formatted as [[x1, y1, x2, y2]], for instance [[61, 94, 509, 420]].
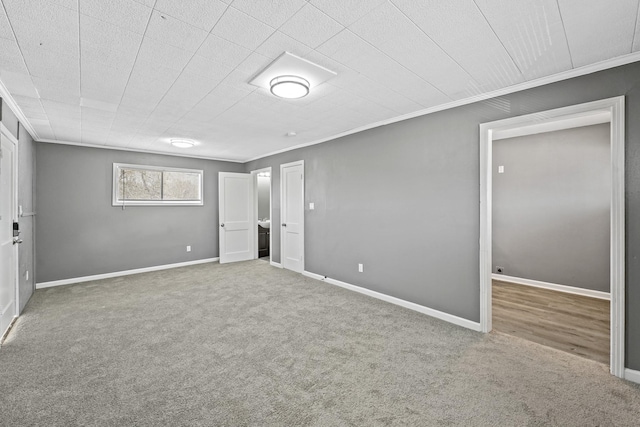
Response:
[[302, 270, 324, 280], [492, 274, 610, 301], [270, 261, 283, 268], [625, 368, 640, 384], [304, 271, 481, 332], [36, 258, 219, 289]]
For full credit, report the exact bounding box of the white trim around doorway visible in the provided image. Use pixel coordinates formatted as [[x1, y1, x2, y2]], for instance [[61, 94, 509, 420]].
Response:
[[479, 96, 625, 378]]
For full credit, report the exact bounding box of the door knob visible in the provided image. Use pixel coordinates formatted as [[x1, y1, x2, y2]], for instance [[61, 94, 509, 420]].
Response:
[[220, 223, 225, 227], [13, 238, 23, 245], [282, 223, 286, 227]]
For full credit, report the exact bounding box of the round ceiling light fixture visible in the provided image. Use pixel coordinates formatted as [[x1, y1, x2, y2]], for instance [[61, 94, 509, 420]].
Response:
[[170, 138, 195, 148], [270, 75, 309, 99]]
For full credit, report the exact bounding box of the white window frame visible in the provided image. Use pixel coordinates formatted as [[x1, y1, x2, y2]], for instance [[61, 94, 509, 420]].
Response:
[[112, 163, 204, 206]]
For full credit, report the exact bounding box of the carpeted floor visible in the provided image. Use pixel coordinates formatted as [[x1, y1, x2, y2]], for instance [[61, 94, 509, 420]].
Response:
[[1, 261, 639, 426]]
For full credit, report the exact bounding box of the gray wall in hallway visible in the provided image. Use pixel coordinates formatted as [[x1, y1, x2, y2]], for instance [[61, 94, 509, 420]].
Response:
[[257, 176, 270, 220], [36, 143, 243, 283], [1, 99, 36, 313], [1, 98, 19, 137], [244, 61, 640, 370], [493, 124, 610, 292], [17, 124, 36, 311]]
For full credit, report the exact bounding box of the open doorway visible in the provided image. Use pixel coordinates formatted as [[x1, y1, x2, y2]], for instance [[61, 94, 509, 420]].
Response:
[[492, 122, 611, 364], [479, 97, 625, 378], [252, 167, 272, 262]]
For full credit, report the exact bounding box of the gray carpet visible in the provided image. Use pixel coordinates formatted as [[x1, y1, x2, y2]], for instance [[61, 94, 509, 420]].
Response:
[[1, 261, 639, 426]]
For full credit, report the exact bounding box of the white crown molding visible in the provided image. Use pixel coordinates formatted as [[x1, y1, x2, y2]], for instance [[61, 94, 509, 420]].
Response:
[[36, 257, 219, 289], [245, 51, 640, 163], [0, 77, 39, 141], [37, 139, 244, 163]]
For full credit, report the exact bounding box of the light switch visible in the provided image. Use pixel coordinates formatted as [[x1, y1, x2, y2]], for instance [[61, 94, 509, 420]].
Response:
[[309, 202, 315, 210], [498, 165, 504, 174]]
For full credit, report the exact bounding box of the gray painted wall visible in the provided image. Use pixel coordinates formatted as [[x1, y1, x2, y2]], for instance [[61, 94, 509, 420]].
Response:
[[35, 144, 243, 282], [244, 61, 640, 370], [493, 124, 610, 292], [1, 99, 36, 312], [17, 123, 36, 311], [1, 99, 19, 137], [257, 176, 270, 220]]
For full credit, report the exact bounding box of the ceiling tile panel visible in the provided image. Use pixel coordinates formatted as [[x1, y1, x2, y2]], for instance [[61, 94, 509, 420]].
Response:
[[182, 55, 234, 83], [558, 0, 639, 66], [81, 107, 115, 129], [42, 99, 81, 121], [20, 45, 79, 83], [231, 0, 307, 28], [197, 34, 252, 68], [350, 2, 476, 99], [254, 31, 312, 59], [236, 52, 272, 75], [0, 38, 27, 74], [316, 29, 378, 68], [310, 0, 387, 26], [80, 15, 142, 70], [0, 70, 38, 97], [154, 0, 228, 31], [80, 130, 107, 145], [53, 128, 82, 142], [279, 4, 344, 49], [79, 0, 152, 34], [326, 73, 422, 115], [12, 94, 46, 118], [162, 74, 222, 110], [218, 68, 256, 93], [392, 0, 524, 90], [475, 0, 573, 79], [211, 7, 275, 50], [135, 36, 194, 71], [119, 87, 163, 111], [323, 40, 449, 107], [0, 3, 15, 40], [145, 11, 209, 51], [635, 15, 640, 51], [80, 59, 131, 103], [32, 76, 80, 105], [3, 0, 78, 55], [47, 0, 79, 11]]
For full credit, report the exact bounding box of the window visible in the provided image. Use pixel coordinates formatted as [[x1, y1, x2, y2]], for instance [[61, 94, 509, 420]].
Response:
[[113, 163, 203, 206]]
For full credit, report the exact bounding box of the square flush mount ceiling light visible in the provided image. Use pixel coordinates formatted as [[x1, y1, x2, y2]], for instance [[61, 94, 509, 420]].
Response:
[[249, 52, 337, 99]]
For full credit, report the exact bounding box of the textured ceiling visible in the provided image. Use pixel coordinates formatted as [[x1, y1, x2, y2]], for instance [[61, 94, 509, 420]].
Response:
[[0, 0, 639, 162]]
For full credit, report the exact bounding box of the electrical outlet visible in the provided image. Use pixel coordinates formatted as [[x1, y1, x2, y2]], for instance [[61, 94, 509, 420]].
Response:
[[186, 246, 191, 252], [496, 266, 504, 274], [358, 263, 363, 273], [25, 270, 29, 281]]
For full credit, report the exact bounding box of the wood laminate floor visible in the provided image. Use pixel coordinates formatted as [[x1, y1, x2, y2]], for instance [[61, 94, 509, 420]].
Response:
[[492, 280, 610, 364]]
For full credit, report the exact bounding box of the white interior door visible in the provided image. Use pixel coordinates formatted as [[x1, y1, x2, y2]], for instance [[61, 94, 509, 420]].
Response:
[[219, 172, 254, 264], [281, 161, 304, 273], [0, 131, 17, 337]]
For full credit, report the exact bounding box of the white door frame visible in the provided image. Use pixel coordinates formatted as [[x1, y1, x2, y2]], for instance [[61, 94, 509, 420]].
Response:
[[280, 160, 304, 273], [251, 167, 272, 260], [479, 96, 625, 378], [0, 123, 20, 332]]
